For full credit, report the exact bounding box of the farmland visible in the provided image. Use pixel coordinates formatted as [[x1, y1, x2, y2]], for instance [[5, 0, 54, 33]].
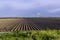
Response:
[[0, 17, 60, 40], [0, 17, 60, 32]]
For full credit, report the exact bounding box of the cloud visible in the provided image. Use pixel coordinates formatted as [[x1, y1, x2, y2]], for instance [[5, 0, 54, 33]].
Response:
[[49, 8, 60, 13], [0, 0, 60, 10], [0, 0, 40, 10], [1, 0, 60, 10], [0, 0, 60, 17]]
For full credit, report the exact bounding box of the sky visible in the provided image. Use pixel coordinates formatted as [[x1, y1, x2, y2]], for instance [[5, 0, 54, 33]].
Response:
[[0, 0, 60, 17]]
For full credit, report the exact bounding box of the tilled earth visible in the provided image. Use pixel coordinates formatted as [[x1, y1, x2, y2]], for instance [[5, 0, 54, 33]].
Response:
[[0, 18, 60, 32]]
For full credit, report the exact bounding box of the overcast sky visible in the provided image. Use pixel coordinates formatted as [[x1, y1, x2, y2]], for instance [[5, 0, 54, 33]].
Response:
[[0, 0, 60, 17]]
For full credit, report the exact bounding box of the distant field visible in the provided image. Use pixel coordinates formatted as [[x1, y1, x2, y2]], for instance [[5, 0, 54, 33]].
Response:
[[0, 18, 60, 32]]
